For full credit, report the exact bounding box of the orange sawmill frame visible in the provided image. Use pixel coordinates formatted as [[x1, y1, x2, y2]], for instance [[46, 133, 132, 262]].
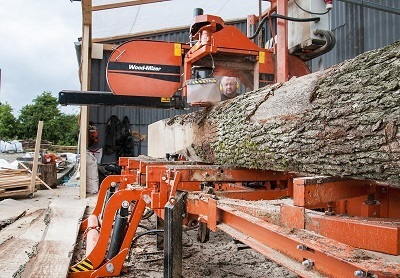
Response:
[[69, 156, 400, 278]]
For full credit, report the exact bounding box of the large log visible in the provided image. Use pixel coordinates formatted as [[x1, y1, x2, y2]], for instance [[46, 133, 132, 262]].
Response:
[[148, 41, 400, 187]]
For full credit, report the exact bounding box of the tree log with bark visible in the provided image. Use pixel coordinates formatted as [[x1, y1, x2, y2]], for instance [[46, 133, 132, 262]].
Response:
[[148, 41, 400, 187]]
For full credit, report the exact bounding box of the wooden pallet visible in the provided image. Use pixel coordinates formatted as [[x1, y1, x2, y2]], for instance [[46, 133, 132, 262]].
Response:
[[0, 169, 40, 198]]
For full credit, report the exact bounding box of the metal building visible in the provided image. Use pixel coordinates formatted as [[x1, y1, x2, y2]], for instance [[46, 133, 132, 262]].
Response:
[[316, 0, 400, 71], [88, 0, 399, 163]]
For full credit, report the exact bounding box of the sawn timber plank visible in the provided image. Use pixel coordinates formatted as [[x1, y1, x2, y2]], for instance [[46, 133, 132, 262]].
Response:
[[21, 197, 87, 278], [0, 199, 37, 227], [0, 209, 46, 277]]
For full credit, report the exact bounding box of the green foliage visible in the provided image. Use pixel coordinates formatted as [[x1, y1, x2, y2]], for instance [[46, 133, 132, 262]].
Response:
[[0, 102, 18, 139], [56, 114, 80, 146], [17, 92, 79, 145]]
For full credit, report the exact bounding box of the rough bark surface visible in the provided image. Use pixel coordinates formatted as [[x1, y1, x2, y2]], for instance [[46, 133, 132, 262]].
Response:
[[152, 41, 400, 187]]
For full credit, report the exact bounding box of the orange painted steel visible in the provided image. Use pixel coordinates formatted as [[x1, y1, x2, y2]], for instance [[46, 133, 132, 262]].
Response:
[[280, 204, 305, 229], [276, 0, 289, 82], [181, 5, 309, 95], [215, 188, 290, 201], [146, 164, 290, 183], [69, 189, 150, 278], [293, 176, 377, 208], [216, 204, 400, 278], [107, 40, 182, 98], [69, 156, 400, 277], [291, 176, 400, 254], [305, 211, 400, 255], [106, 4, 310, 101], [79, 174, 137, 231], [183, 20, 309, 93]]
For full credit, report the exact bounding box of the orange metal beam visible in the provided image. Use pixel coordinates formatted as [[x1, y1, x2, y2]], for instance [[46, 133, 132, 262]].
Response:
[[305, 211, 400, 255], [216, 203, 400, 277], [293, 177, 376, 208], [190, 192, 400, 255], [215, 189, 290, 201], [276, 0, 288, 82], [145, 165, 291, 183]]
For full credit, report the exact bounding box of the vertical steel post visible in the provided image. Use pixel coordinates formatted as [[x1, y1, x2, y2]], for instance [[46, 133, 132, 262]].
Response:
[[276, 0, 288, 83], [164, 192, 187, 278]]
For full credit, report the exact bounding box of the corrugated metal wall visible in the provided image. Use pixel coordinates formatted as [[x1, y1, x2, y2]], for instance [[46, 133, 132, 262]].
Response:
[[312, 0, 400, 71], [90, 3, 399, 162]]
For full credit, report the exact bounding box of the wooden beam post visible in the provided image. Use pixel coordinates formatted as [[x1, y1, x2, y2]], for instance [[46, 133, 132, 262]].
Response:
[[30, 121, 43, 196], [79, 0, 92, 199]]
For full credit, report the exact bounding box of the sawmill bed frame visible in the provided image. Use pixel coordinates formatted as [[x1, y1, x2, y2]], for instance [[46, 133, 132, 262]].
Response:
[[69, 156, 400, 278]]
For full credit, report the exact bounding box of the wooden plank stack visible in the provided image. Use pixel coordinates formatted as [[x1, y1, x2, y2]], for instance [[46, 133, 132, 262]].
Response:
[[19, 139, 52, 152], [48, 145, 78, 153], [0, 169, 40, 198]]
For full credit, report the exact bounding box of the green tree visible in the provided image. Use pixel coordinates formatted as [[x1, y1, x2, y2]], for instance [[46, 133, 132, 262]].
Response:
[[18, 92, 79, 145], [0, 102, 18, 139], [56, 114, 79, 146]]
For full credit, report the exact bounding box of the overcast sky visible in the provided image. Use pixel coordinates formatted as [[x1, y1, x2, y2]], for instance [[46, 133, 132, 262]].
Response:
[[0, 1, 82, 116]]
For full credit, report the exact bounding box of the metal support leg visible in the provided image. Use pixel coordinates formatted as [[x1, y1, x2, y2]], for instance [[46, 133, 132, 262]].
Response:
[[156, 216, 164, 250], [164, 192, 187, 278], [197, 222, 210, 243]]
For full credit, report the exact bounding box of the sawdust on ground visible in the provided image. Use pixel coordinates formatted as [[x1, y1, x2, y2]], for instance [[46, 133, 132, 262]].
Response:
[[119, 216, 297, 278]]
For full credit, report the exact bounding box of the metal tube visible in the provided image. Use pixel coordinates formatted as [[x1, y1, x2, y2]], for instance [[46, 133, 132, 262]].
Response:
[[299, 29, 336, 61], [193, 8, 203, 17], [85, 215, 99, 257], [100, 182, 117, 219], [106, 200, 130, 260]]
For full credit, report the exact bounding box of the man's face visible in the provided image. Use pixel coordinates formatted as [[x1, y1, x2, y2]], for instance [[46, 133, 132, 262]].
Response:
[[221, 78, 237, 98]]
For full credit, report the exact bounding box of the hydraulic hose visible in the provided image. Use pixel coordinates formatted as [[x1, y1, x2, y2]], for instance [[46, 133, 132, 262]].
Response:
[[299, 29, 336, 61], [248, 12, 320, 40], [269, 13, 320, 23], [132, 229, 164, 243]]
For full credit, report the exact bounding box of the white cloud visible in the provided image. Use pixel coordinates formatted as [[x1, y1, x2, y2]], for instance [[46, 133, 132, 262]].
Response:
[[0, 0, 82, 116]]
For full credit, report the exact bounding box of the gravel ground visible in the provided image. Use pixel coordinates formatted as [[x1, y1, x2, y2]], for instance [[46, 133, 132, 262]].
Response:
[[121, 216, 298, 278], [0, 152, 26, 163]]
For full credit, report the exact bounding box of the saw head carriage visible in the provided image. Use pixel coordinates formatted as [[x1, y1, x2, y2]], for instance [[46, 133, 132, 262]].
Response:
[[106, 0, 335, 108]]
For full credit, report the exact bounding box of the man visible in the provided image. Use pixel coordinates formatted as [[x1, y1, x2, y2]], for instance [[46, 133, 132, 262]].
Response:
[[220, 76, 239, 101]]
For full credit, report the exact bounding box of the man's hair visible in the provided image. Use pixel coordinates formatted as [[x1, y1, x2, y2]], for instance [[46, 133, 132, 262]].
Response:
[[221, 76, 238, 83]]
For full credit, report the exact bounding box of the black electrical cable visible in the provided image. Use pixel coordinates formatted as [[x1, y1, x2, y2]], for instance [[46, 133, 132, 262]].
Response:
[[270, 13, 320, 23], [127, 229, 164, 261], [141, 209, 154, 220], [132, 229, 164, 244], [294, 0, 330, 15], [248, 12, 320, 40], [248, 14, 270, 40]]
